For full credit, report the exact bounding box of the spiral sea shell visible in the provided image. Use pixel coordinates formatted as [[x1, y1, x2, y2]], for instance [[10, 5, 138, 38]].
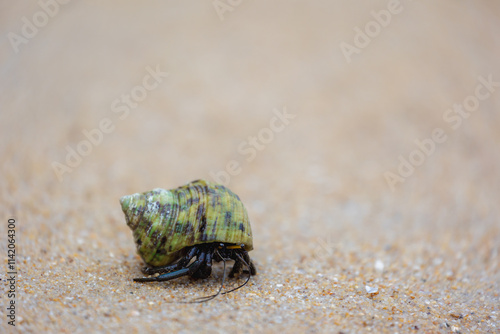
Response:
[[120, 179, 253, 267]]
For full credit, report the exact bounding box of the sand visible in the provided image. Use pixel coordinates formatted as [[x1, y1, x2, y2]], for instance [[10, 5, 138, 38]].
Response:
[[1, 1, 499, 333]]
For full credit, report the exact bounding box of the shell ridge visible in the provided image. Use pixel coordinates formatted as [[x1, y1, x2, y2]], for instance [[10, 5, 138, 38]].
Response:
[[154, 189, 175, 260], [145, 191, 168, 263], [187, 182, 202, 244]]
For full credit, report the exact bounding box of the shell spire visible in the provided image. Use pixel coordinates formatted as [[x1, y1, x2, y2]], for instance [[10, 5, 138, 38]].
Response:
[[119, 192, 144, 231]]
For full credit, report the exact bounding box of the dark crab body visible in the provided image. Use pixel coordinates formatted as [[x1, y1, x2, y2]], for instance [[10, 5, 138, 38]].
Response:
[[120, 180, 256, 293]]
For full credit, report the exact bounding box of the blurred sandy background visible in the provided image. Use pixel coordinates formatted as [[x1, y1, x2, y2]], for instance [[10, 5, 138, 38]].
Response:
[[1, 1, 499, 333]]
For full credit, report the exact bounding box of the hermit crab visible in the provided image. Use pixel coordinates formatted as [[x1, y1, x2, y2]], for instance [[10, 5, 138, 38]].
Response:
[[120, 179, 256, 302]]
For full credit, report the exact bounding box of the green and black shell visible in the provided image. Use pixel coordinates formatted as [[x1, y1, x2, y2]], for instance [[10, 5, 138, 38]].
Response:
[[120, 179, 253, 267]]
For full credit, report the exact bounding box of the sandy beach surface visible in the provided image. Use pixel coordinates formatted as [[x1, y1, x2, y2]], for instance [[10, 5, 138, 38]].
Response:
[[1, 1, 499, 333]]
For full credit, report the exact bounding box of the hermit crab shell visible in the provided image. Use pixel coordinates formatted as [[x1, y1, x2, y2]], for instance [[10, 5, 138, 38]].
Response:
[[120, 180, 253, 267]]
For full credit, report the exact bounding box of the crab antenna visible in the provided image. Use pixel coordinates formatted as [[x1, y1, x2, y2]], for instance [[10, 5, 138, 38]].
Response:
[[220, 253, 251, 296], [186, 249, 227, 303]]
